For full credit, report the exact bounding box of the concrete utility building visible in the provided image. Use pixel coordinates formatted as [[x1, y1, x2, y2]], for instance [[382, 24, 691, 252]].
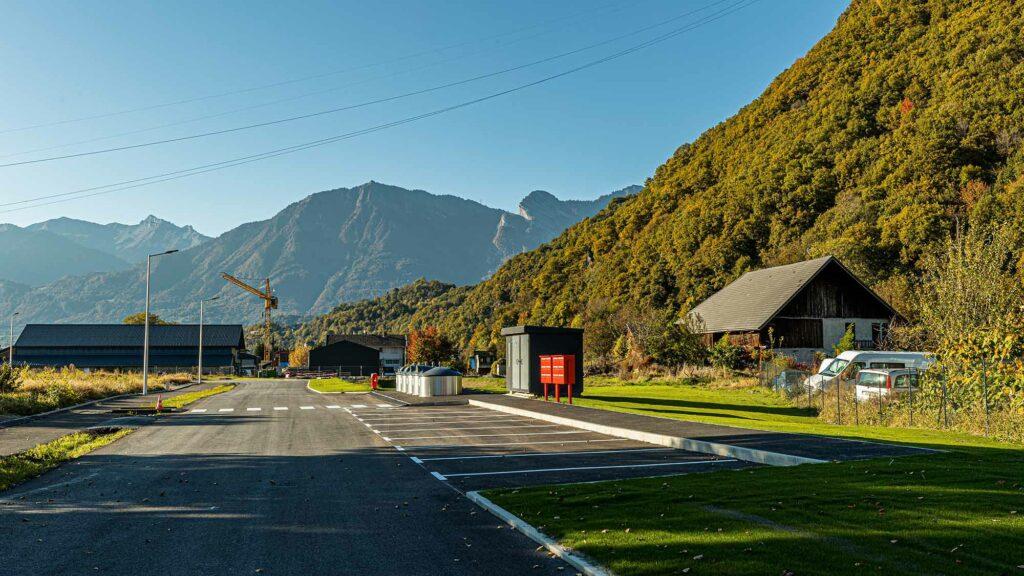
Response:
[[685, 256, 902, 363], [308, 339, 381, 375], [12, 324, 246, 371], [326, 333, 406, 372]]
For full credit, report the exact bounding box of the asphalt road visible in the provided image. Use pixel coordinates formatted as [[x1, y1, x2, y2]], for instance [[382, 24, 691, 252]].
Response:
[[0, 381, 571, 576]]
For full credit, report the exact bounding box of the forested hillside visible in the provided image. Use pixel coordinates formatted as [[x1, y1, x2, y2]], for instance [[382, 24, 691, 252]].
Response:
[[309, 0, 1024, 357]]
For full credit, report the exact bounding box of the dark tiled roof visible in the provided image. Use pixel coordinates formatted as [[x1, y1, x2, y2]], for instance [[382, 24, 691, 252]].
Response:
[[14, 324, 245, 348], [686, 256, 893, 333], [327, 333, 405, 348]]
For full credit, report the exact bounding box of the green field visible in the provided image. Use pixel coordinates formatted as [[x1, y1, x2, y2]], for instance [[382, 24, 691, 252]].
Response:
[[154, 384, 235, 410], [485, 377, 1024, 575], [461, 376, 508, 394], [307, 378, 372, 393]]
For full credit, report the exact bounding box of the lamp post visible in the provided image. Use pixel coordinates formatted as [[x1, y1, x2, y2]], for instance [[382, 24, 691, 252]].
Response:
[[198, 296, 220, 384], [142, 249, 179, 395], [8, 312, 17, 365]]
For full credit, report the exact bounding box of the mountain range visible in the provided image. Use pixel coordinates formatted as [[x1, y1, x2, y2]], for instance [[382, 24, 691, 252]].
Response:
[[1, 182, 637, 326], [289, 0, 1024, 353]]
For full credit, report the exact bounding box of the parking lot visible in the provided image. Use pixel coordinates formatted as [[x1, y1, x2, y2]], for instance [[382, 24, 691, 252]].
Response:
[[345, 404, 751, 491]]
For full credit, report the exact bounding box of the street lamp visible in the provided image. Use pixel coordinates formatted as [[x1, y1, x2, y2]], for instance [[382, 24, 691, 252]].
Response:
[[198, 296, 220, 385], [8, 312, 17, 365], [142, 249, 179, 395]]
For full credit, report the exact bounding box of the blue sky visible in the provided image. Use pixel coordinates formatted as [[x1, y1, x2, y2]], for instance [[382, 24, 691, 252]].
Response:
[[0, 0, 848, 236]]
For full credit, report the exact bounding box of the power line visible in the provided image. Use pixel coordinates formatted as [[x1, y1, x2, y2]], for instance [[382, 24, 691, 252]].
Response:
[[0, 0, 732, 169], [0, 2, 634, 161], [0, 1, 628, 136], [0, 0, 760, 214]]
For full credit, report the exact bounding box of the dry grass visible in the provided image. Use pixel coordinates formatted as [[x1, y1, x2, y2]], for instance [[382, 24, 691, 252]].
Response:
[[1, 368, 192, 417]]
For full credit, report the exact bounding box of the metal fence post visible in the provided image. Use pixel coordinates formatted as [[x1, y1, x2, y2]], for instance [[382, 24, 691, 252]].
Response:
[[878, 377, 884, 422], [908, 368, 914, 427], [853, 382, 859, 426], [836, 379, 842, 425]]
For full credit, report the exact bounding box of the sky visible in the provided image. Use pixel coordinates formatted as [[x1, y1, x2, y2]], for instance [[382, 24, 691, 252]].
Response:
[[0, 0, 849, 236]]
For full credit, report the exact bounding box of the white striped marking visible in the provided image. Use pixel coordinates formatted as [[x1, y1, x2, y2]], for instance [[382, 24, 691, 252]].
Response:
[[326, 405, 341, 409], [443, 459, 738, 478], [380, 424, 564, 433], [247, 407, 262, 412], [218, 408, 234, 413], [410, 456, 423, 464], [376, 403, 394, 408], [274, 407, 288, 411], [430, 471, 447, 481], [417, 448, 676, 462], [387, 431, 587, 441], [394, 446, 405, 451], [382, 437, 392, 442], [372, 429, 381, 434], [190, 409, 207, 413], [300, 406, 315, 410], [355, 416, 528, 424], [351, 404, 367, 408], [401, 438, 626, 450]]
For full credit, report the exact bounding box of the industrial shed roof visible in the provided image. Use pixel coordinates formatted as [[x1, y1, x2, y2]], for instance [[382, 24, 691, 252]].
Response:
[[15, 324, 245, 348], [327, 333, 405, 348], [685, 256, 896, 333]]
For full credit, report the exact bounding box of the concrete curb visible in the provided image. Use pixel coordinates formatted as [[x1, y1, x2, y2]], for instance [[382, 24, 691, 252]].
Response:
[[468, 399, 826, 467], [370, 390, 409, 406], [0, 382, 196, 430], [466, 491, 614, 576], [305, 381, 372, 395]]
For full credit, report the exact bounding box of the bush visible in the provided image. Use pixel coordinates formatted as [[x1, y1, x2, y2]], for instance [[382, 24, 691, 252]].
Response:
[[709, 334, 742, 369], [0, 364, 23, 394]]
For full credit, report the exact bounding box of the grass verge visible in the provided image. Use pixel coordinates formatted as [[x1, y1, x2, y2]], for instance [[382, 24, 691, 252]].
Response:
[[307, 378, 371, 393], [152, 384, 235, 410], [0, 429, 132, 493], [462, 376, 508, 394], [485, 378, 1024, 575]]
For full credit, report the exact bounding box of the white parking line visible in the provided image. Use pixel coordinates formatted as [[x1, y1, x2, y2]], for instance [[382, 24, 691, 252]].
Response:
[[372, 429, 381, 434], [430, 471, 447, 481], [379, 424, 564, 433], [247, 407, 262, 412], [353, 410, 487, 417], [218, 408, 234, 413], [351, 404, 368, 408], [362, 419, 536, 428], [442, 459, 738, 478], [417, 448, 676, 462], [326, 405, 341, 409], [376, 403, 394, 408], [355, 416, 529, 423], [190, 409, 207, 413], [387, 431, 588, 441], [300, 406, 315, 410], [274, 407, 288, 411], [401, 438, 626, 450], [410, 456, 423, 464]]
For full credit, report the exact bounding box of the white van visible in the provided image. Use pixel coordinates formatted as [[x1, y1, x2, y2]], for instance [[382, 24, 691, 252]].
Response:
[[805, 350, 934, 391]]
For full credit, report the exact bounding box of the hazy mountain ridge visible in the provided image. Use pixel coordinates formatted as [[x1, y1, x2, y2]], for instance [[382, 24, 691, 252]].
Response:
[[2, 181, 636, 327], [28, 215, 210, 263]]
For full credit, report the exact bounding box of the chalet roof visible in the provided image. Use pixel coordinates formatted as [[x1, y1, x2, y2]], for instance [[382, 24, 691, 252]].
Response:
[[326, 333, 405, 348], [685, 256, 896, 333], [14, 324, 245, 348]]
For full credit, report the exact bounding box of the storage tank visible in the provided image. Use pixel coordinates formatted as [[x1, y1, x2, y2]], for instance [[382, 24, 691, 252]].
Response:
[[421, 367, 462, 397]]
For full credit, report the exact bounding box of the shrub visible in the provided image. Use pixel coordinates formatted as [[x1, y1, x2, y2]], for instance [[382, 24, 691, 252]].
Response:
[[0, 364, 23, 394], [709, 334, 742, 369]]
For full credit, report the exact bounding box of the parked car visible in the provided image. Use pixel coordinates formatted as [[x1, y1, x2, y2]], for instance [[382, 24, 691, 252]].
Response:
[[805, 350, 934, 391], [855, 368, 921, 401]]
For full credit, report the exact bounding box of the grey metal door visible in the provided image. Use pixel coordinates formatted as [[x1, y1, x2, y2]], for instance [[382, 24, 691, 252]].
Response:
[[508, 335, 525, 392]]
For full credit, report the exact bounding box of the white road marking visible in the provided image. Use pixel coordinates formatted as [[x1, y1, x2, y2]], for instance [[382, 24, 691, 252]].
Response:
[[274, 407, 288, 411], [394, 445, 405, 451], [247, 407, 262, 412], [218, 408, 234, 413], [300, 406, 315, 410], [382, 437, 391, 442], [376, 403, 394, 408], [363, 423, 372, 428], [372, 429, 381, 434], [190, 409, 207, 413], [326, 405, 341, 409], [401, 438, 626, 450], [379, 424, 564, 433], [355, 416, 527, 424], [430, 471, 448, 481], [387, 431, 588, 441], [442, 459, 738, 478], [351, 404, 368, 408], [410, 456, 423, 464], [417, 448, 676, 462]]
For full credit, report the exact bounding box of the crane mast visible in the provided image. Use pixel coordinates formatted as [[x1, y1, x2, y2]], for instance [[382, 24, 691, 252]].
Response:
[[221, 273, 278, 365]]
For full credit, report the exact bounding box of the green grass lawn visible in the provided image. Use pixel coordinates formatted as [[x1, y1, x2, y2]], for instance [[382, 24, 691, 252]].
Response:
[[1, 429, 132, 492], [485, 377, 1024, 575], [462, 376, 508, 394], [307, 378, 371, 393], [153, 384, 235, 410]]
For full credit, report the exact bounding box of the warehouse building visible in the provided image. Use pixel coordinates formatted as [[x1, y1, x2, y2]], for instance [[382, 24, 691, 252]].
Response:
[[685, 256, 902, 363], [11, 324, 246, 371], [308, 339, 381, 375], [326, 333, 405, 373]]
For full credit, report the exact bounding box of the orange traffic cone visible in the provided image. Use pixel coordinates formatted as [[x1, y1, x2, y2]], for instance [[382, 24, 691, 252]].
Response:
[[155, 395, 163, 412]]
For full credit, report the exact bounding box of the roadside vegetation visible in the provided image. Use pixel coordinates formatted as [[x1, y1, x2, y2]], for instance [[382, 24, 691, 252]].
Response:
[[0, 429, 132, 493], [152, 384, 235, 410], [0, 367, 191, 417], [307, 378, 372, 393]]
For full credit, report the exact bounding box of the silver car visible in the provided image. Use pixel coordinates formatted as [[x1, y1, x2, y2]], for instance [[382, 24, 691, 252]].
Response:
[[855, 368, 921, 401]]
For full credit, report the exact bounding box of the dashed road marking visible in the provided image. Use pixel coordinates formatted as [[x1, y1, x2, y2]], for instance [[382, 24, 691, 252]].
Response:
[[300, 406, 315, 410], [274, 407, 288, 411], [326, 405, 341, 409], [376, 403, 394, 408], [218, 408, 234, 413], [351, 404, 368, 408], [190, 409, 207, 413], [247, 407, 262, 412]]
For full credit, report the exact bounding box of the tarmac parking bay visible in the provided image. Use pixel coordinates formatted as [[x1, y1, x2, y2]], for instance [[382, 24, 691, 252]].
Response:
[[345, 404, 752, 491]]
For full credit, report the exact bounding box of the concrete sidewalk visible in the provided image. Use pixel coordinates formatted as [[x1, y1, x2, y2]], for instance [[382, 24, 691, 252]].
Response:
[[469, 395, 933, 466], [0, 382, 219, 456]]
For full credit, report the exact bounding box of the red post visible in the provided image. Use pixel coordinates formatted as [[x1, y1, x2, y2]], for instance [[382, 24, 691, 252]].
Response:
[[371, 373, 379, 390], [555, 381, 560, 403], [568, 382, 573, 404]]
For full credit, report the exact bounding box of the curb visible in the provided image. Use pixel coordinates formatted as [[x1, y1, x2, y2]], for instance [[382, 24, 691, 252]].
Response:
[[306, 381, 373, 395], [370, 390, 409, 406], [468, 399, 826, 467], [466, 491, 614, 576], [0, 381, 195, 430]]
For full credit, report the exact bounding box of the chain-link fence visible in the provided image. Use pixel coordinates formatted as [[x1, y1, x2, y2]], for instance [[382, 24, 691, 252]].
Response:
[[759, 358, 1024, 443]]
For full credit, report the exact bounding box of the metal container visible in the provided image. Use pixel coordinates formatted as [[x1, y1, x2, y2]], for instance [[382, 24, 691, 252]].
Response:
[[420, 367, 462, 397]]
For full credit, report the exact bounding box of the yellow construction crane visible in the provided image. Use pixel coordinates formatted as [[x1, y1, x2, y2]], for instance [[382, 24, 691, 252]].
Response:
[[221, 273, 278, 365]]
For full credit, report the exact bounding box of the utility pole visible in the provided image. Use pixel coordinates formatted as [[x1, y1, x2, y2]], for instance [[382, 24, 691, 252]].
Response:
[[8, 311, 17, 365], [198, 296, 220, 384], [143, 249, 178, 395]]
